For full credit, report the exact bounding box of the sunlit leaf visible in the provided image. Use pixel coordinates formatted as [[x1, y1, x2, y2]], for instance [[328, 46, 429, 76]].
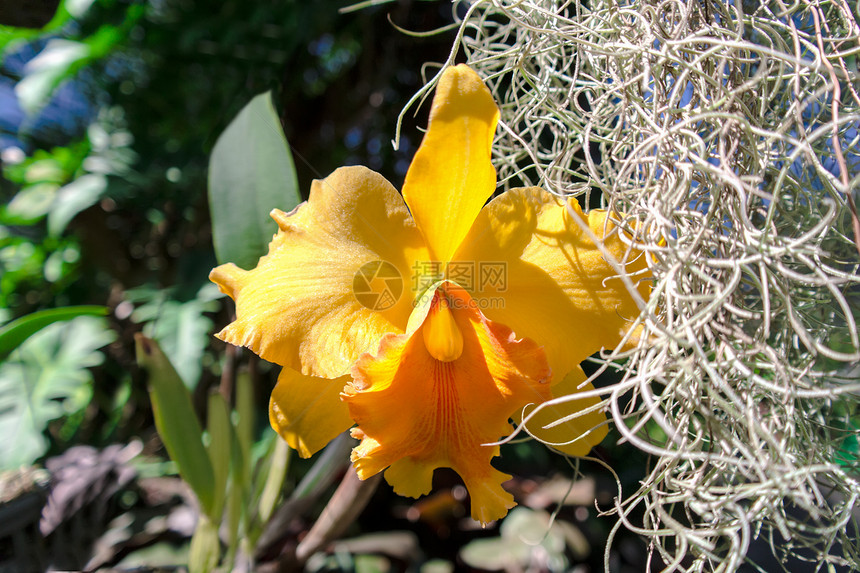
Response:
[[0, 0, 96, 54], [5, 183, 58, 223], [188, 513, 220, 573], [15, 39, 91, 115], [459, 508, 585, 572], [208, 91, 300, 270], [48, 173, 107, 236], [256, 439, 289, 524], [459, 537, 528, 572], [65, 0, 97, 19]]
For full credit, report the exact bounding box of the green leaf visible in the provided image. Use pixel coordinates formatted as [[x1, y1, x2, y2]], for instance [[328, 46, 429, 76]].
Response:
[[355, 555, 392, 573], [127, 283, 220, 389], [65, 0, 97, 19], [421, 560, 456, 573], [15, 39, 91, 115], [135, 335, 215, 515], [188, 513, 220, 573], [235, 370, 254, 486], [0, 0, 98, 53], [48, 174, 107, 236], [0, 316, 115, 468], [5, 183, 59, 223], [205, 391, 232, 522], [225, 421, 250, 561], [257, 439, 289, 524], [0, 305, 107, 361], [208, 91, 300, 270], [459, 537, 529, 571]]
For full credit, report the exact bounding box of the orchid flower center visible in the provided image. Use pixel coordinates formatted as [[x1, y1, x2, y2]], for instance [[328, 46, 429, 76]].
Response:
[[422, 294, 463, 362]]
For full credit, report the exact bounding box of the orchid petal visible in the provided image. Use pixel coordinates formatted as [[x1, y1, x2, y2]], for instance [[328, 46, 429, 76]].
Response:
[[454, 187, 650, 382], [402, 65, 499, 262], [210, 166, 428, 378], [269, 368, 353, 458]]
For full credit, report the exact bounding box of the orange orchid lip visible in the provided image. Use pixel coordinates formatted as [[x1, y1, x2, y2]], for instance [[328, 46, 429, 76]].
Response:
[[344, 282, 552, 524], [210, 64, 648, 524]]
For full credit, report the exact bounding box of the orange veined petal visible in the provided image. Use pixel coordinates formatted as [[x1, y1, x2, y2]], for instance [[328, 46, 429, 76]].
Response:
[[402, 64, 500, 263], [269, 368, 353, 458], [210, 166, 430, 378], [342, 283, 552, 525], [454, 187, 650, 382]]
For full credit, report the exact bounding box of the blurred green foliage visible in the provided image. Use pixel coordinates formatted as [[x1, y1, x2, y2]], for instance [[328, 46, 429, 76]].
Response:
[[0, 0, 454, 470], [0, 315, 115, 467], [137, 334, 290, 572]]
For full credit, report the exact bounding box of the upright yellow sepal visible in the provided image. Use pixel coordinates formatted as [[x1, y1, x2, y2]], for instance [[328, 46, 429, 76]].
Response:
[[402, 65, 500, 262]]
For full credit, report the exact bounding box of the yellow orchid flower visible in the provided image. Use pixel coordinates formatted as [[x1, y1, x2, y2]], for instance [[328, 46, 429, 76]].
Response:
[[209, 64, 649, 524]]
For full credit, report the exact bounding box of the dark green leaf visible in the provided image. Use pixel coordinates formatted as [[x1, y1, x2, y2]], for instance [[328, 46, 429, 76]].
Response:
[[208, 91, 300, 270]]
